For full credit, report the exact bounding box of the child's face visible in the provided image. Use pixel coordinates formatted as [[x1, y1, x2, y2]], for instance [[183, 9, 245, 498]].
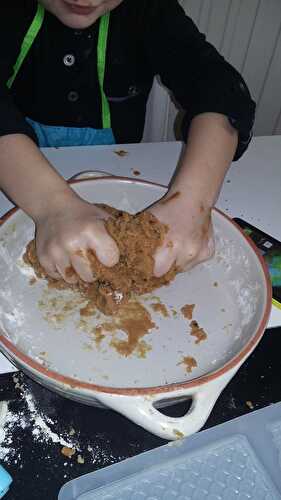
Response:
[[39, 0, 123, 29]]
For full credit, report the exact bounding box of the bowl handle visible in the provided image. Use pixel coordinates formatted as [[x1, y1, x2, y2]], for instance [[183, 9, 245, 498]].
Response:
[[97, 367, 238, 440]]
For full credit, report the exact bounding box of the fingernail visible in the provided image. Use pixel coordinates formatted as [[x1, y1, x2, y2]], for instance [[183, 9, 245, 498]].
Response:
[[70, 256, 93, 283], [96, 245, 119, 267]]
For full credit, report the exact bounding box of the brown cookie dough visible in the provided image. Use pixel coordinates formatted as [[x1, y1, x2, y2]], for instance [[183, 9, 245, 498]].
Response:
[[190, 320, 207, 344], [181, 304, 195, 320], [179, 356, 197, 373], [24, 206, 178, 316]]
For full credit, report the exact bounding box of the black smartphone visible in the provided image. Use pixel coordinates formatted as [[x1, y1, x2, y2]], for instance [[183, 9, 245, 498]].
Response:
[[233, 218, 281, 307]]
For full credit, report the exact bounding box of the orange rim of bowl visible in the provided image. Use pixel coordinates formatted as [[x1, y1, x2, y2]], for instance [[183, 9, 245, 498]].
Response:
[[0, 176, 272, 396]]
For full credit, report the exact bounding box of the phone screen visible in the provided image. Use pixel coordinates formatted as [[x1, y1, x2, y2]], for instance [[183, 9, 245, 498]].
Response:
[[233, 218, 281, 305]]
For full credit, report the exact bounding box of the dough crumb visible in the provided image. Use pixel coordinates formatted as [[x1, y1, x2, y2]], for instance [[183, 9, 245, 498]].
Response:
[[173, 429, 184, 439], [179, 356, 197, 373], [151, 302, 169, 317], [61, 446, 76, 458], [114, 149, 128, 157], [181, 304, 195, 320], [190, 320, 207, 344], [246, 400, 254, 410]]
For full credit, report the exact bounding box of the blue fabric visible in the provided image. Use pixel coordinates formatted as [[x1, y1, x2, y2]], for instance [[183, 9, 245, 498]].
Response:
[[26, 117, 115, 147]]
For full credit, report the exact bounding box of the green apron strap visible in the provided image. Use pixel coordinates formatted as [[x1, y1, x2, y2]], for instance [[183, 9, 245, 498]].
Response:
[[7, 5, 111, 130], [97, 13, 111, 129], [7, 3, 45, 89]]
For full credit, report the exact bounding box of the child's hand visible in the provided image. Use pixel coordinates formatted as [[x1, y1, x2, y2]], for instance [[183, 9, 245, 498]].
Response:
[[148, 192, 215, 277], [35, 199, 119, 283]]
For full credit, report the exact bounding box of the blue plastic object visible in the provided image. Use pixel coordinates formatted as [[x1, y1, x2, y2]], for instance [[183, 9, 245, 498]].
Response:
[[59, 403, 281, 500], [0, 465, 12, 498]]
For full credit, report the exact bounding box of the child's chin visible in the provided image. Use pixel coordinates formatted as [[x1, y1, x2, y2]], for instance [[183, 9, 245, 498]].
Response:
[[59, 13, 99, 29]]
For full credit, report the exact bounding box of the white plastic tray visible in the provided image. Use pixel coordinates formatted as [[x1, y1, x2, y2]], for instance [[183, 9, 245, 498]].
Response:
[[59, 402, 281, 499]]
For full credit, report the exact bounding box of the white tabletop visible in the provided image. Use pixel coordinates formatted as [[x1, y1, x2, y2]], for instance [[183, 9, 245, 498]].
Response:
[[0, 136, 280, 373]]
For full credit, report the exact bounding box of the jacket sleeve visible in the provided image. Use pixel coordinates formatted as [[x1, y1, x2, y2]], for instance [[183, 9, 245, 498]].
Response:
[[143, 0, 256, 160], [0, 3, 38, 143]]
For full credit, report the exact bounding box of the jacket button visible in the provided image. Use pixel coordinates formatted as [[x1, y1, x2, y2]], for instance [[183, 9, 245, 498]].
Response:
[[63, 54, 75, 67], [68, 91, 79, 102], [128, 85, 138, 96]]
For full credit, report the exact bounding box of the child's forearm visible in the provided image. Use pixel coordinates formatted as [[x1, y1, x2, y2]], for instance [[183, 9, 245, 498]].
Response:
[[168, 112, 238, 210], [0, 133, 119, 281], [0, 134, 77, 221], [149, 113, 238, 277]]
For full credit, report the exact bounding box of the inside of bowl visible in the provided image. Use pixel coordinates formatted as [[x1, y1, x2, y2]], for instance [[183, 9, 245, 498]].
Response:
[[0, 179, 269, 389]]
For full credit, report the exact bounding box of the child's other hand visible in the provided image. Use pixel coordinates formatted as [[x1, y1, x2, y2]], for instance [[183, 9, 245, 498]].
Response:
[[35, 199, 119, 283], [148, 192, 215, 277]]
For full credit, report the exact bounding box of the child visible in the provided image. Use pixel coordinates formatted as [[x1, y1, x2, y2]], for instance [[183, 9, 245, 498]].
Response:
[[0, 0, 255, 283]]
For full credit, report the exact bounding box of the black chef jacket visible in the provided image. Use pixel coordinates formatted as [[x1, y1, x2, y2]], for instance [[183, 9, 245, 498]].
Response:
[[0, 0, 256, 159]]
